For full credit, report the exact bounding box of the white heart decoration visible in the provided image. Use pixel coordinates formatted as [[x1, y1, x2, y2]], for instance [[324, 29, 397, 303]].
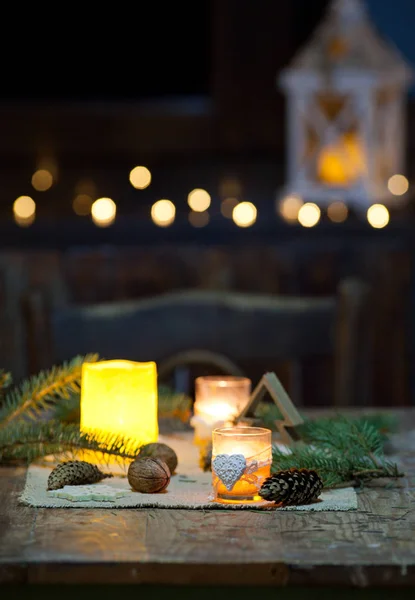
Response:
[[212, 454, 247, 491]]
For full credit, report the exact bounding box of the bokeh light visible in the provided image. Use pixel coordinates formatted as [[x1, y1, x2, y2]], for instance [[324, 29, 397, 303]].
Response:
[[187, 188, 211, 212], [327, 201, 348, 223], [31, 169, 53, 191], [388, 174, 409, 196], [219, 176, 242, 198], [298, 203, 321, 228], [221, 197, 239, 218], [13, 196, 36, 227], [91, 197, 116, 227], [189, 210, 210, 228], [73, 194, 93, 216], [278, 194, 303, 223], [151, 199, 176, 227], [232, 202, 257, 228], [367, 204, 389, 229], [129, 166, 152, 190]]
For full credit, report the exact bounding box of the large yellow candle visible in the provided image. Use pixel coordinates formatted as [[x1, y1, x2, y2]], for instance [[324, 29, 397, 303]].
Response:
[[212, 427, 272, 503], [81, 360, 158, 445]]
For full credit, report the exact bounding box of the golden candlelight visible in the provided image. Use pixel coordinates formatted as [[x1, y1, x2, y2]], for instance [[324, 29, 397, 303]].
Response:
[[80, 360, 158, 445], [191, 376, 251, 446], [212, 427, 272, 503]]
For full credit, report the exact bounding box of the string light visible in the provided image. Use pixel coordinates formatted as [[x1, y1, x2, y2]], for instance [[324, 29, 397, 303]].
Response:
[[279, 194, 303, 223], [232, 202, 257, 227], [129, 166, 152, 189], [388, 174, 409, 196], [73, 194, 93, 216], [327, 201, 348, 223], [367, 204, 389, 229], [187, 189, 211, 212], [189, 210, 209, 227], [13, 196, 36, 227], [221, 197, 239, 218], [151, 199, 176, 227], [298, 203, 321, 227], [91, 197, 116, 227], [31, 169, 53, 191]]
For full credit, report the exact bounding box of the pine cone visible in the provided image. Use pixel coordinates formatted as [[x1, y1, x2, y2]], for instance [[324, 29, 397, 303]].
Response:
[[259, 468, 323, 506], [47, 460, 113, 491]]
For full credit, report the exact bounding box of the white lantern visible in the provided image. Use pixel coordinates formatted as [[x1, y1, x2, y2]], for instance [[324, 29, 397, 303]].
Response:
[[279, 0, 413, 210]]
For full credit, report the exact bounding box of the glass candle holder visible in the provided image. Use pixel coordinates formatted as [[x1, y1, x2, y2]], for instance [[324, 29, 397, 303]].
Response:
[[212, 427, 272, 503], [191, 376, 251, 446]]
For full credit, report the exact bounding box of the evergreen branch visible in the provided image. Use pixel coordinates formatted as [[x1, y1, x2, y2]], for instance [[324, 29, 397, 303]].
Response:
[[272, 441, 403, 489], [0, 354, 99, 428], [0, 421, 141, 465], [0, 369, 12, 394]]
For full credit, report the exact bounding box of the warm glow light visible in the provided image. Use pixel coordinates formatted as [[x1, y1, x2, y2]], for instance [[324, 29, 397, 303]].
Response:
[[219, 177, 242, 198], [192, 376, 251, 447], [187, 188, 211, 212], [388, 174, 409, 196], [367, 204, 389, 229], [14, 196, 36, 219], [129, 166, 152, 189], [91, 197, 116, 227], [151, 199, 176, 227], [232, 202, 257, 227], [212, 427, 272, 503], [298, 202, 321, 227], [81, 360, 158, 446], [279, 194, 303, 222], [73, 194, 93, 216], [221, 197, 239, 218], [189, 210, 209, 227], [327, 201, 348, 223], [318, 133, 366, 185], [31, 169, 53, 191]]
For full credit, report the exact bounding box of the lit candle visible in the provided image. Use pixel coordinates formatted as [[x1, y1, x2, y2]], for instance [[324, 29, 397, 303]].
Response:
[[212, 427, 272, 503], [81, 360, 158, 445], [191, 376, 251, 446]]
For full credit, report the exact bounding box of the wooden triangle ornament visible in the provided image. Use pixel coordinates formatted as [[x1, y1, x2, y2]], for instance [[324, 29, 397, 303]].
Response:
[[236, 372, 304, 444]]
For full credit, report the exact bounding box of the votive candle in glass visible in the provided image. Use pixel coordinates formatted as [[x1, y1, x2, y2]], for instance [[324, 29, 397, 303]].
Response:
[[212, 427, 272, 503], [192, 376, 251, 446]]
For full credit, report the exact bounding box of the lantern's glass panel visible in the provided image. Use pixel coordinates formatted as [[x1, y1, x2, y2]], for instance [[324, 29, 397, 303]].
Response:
[[310, 92, 367, 186]]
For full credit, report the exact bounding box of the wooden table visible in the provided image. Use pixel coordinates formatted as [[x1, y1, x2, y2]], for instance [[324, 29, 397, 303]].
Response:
[[1, 409, 415, 595]]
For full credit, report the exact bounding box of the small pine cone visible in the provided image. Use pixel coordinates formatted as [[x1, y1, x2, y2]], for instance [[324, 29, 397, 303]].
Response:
[[47, 460, 113, 491], [259, 468, 323, 506], [199, 441, 212, 472]]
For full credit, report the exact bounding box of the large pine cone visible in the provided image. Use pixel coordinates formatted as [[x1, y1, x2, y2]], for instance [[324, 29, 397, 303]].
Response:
[[259, 468, 323, 506], [47, 460, 113, 490]]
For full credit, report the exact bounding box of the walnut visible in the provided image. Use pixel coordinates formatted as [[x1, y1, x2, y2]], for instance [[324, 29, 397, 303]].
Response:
[[138, 442, 178, 474], [128, 457, 171, 493]]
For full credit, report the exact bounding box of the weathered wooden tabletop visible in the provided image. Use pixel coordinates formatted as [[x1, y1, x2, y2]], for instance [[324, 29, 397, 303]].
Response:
[[1, 409, 415, 589]]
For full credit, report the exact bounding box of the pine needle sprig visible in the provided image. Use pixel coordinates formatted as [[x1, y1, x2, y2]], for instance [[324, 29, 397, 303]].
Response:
[[271, 444, 402, 489], [0, 421, 141, 465], [273, 415, 403, 488], [0, 369, 12, 394], [0, 354, 99, 428]]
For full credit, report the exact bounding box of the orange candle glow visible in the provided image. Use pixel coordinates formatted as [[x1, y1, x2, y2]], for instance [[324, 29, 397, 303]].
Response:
[[212, 427, 272, 503], [191, 376, 251, 446]]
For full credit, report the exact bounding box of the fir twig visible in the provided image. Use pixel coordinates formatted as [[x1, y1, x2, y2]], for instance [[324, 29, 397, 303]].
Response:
[[0, 354, 99, 428], [0, 369, 12, 395], [0, 421, 141, 465], [272, 415, 403, 488]]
